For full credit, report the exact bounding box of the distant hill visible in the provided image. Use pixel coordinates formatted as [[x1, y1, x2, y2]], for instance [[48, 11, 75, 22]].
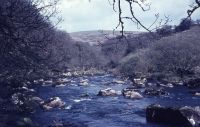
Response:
[[70, 30, 142, 45]]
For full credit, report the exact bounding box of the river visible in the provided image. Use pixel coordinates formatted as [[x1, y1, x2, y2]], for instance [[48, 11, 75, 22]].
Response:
[[31, 74, 200, 127]]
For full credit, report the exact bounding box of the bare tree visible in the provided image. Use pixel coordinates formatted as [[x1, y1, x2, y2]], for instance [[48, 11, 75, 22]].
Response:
[[108, 0, 200, 35], [187, 0, 200, 19]]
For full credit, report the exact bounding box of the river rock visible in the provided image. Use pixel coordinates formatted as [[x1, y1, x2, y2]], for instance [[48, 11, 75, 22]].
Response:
[[97, 88, 120, 96], [80, 79, 89, 86], [80, 81, 89, 86], [133, 78, 147, 87], [195, 92, 200, 96], [189, 90, 200, 96], [146, 104, 200, 127], [122, 88, 143, 99], [42, 97, 65, 111], [62, 72, 72, 77], [144, 87, 169, 96], [11, 93, 24, 105]]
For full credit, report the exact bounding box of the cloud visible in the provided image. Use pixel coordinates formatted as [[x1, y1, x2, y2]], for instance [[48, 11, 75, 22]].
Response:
[[57, 0, 200, 32]]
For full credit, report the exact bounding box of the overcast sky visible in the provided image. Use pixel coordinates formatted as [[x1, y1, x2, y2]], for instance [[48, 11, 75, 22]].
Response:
[[57, 0, 200, 32]]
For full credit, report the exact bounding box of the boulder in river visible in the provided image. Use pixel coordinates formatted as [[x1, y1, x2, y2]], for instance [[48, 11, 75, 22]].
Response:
[[144, 87, 169, 96], [41, 97, 65, 111], [122, 88, 143, 99], [97, 88, 121, 96], [146, 104, 200, 127]]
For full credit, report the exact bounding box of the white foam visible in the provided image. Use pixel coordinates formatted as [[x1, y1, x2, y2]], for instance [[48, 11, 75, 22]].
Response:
[[65, 105, 72, 110], [73, 98, 91, 103]]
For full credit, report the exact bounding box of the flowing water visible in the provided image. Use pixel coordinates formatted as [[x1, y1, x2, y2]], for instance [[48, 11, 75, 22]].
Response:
[[32, 74, 200, 127]]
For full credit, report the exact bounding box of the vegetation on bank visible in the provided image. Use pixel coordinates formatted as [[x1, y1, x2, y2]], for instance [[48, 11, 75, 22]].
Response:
[[0, 0, 107, 89], [101, 20, 200, 83]]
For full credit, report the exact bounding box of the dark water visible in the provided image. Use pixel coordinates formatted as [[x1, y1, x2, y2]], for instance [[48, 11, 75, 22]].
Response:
[[32, 74, 200, 127]]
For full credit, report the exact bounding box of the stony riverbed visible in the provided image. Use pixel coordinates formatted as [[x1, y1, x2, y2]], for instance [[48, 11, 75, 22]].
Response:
[[29, 74, 200, 127]]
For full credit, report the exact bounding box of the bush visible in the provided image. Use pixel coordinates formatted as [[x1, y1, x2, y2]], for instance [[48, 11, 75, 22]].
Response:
[[156, 25, 174, 36], [175, 18, 193, 32]]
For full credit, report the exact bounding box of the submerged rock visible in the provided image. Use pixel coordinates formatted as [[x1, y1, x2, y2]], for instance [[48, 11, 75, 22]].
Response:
[[122, 88, 143, 99], [144, 87, 169, 96], [5, 117, 35, 127], [146, 104, 200, 127], [97, 88, 121, 96]]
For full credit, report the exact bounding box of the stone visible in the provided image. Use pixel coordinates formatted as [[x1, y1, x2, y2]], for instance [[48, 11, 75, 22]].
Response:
[[79, 79, 89, 86], [146, 104, 200, 127], [195, 92, 200, 96], [122, 88, 143, 99], [62, 72, 72, 77], [133, 78, 147, 87], [80, 81, 89, 86], [97, 88, 120, 96], [189, 90, 200, 96], [42, 97, 65, 111]]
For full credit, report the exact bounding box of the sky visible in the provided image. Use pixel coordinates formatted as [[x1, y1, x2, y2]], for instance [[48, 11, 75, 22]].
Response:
[[57, 0, 200, 32]]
